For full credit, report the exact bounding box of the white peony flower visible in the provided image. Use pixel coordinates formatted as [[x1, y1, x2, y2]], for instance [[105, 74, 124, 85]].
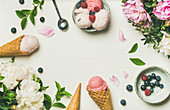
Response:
[[0, 63, 28, 91], [0, 62, 39, 91], [158, 32, 170, 56], [16, 79, 44, 110]]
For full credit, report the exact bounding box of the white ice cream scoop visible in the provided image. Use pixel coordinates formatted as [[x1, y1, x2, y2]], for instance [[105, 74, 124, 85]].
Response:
[[92, 9, 110, 31], [75, 12, 92, 29], [20, 35, 39, 53]]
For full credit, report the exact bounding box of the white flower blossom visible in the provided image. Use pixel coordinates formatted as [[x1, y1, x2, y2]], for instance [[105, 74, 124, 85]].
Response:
[[0, 63, 28, 91], [16, 79, 44, 110], [158, 32, 170, 56]]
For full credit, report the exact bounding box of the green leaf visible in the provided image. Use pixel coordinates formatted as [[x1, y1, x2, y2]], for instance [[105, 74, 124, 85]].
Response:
[[3, 84, 7, 94], [15, 10, 26, 18], [43, 94, 52, 110], [44, 101, 51, 110], [60, 87, 65, 92], [33, 6, 38, 16], [21, 9, 31, 15], [39, 86, 49, 92], [0, 82, 3, 88], [56, 93, 63, 101], [144, 3, 152, 8], [40, 0, 44, 9], [128, 43, 138, 53], [59, 91, 72, 96], [53, 102, 66, 108], [40, 5, 42, 9], [129, 58, 145, 66], [0, 105, 9, 110], [33, 0, 40, 4], [9, 57, 15, 63], [0, 76, 5, 80], [41, 0, 44, 5], [44, 94, 52, 104], [7, 92, 16, 98], [21, 17, 27, 30], [30, 12, 35, 25], [33, 74, 36, 81], [55, 81, 61, 91]]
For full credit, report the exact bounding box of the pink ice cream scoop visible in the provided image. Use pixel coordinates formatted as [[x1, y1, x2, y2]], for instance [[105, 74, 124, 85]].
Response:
[[88, 76, 107, 91], [86, 0, 102, 12]]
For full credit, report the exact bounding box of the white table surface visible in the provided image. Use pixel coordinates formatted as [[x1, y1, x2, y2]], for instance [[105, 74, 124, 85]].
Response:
[[0, 0, 169, 110]]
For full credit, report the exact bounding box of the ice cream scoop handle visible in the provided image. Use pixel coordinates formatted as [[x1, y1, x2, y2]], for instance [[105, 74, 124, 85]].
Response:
[[52, 0, 62, 19]]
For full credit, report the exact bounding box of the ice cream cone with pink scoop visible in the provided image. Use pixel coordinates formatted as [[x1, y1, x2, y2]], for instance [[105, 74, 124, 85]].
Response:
[[0, 35, 39, 57], [87, 76, 113, 110]]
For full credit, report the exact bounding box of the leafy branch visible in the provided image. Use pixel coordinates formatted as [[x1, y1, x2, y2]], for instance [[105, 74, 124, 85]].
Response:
[[15, 0, 44, 30], [43, 81, 72, 110], [0, 76, 17, 110]]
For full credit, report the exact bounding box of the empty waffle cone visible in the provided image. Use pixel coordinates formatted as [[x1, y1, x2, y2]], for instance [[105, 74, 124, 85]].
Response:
[[87, 86, 113, 110], [67, 83, 81, 110], [0, 35, 29, 57]]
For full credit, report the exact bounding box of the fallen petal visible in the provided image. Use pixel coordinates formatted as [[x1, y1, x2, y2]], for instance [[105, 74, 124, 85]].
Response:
[[37, 26, 55, 37], [118, 29, 126, 42], [110, 75, 119, 87], [123, 70, 128, 78]]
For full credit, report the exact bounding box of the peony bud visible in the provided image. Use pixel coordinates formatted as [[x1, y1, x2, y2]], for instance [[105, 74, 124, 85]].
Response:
[[11, 105, 17, 110], [165, 21, 170, 27]]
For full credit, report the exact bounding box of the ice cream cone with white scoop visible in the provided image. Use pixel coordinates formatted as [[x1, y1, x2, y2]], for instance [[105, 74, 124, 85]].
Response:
[[0, 35, 39, 57]]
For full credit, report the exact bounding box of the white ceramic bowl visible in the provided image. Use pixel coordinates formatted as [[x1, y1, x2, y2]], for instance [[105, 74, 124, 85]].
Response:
[[72, 0, 110, 32], [135, 66, 170, 104]]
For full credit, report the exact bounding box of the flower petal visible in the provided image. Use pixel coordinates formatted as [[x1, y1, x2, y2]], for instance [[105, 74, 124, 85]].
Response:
[[37, 26, 55, 37], [118, 29, 126, 42], [123, 70, 128, 78], [110, 75, 119, 87]]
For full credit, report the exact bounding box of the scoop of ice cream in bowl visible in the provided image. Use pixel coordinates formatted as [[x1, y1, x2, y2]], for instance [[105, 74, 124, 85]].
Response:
[[72, 0, 110, 32]]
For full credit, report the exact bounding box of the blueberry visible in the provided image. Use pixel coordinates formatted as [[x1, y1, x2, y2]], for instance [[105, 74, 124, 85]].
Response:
[[76, 2, 81, 9], [40, 17, 45, 23], [151, 73, 156, 79], [159, 84, 164, 89], [38, 67, 43, 73], [120, 99, 126, 106], [19, 0, 24, 4], [147, 75, 152, 81], [141, 85, 146, 91], [126, 85, 133, 91], [155, 81, 160, 86], [150, 88, 154, 93], [156, 76, 161, 81], [11, 27, 17, 34], [89, 11, 95, 15], [150, 83, 155, 88], [144, 81, 150, 86], [80, 0, 85, 2]]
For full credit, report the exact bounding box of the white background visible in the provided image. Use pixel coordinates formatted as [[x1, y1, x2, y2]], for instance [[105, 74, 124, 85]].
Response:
[[0, 0, 169, 110]]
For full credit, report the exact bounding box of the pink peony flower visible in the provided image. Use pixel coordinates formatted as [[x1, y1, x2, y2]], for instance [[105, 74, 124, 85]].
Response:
[[153, 0, 170, 20], [123, 0, 151, 24]]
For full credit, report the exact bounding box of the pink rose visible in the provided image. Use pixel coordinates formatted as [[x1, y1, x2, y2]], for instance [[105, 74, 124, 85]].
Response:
[[153, 0, 170, 20], [123, 0, 151, 24]]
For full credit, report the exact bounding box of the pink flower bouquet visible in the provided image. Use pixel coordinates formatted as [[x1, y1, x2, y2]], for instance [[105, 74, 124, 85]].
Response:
[[122, 0, 170, 58]]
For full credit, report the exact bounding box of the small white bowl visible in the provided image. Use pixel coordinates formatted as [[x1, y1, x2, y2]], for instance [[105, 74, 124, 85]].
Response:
[[135, 66, 170, 104], [72, 0, 110, 32]]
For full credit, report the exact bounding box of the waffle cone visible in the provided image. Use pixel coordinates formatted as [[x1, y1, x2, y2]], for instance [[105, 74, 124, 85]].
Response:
[[67, 83, 81, 110], [0, 35, 29, 57], [87, 86, 113, 110]]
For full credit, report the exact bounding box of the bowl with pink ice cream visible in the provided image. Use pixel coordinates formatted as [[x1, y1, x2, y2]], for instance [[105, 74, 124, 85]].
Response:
[[72, 0, 110, 32]]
